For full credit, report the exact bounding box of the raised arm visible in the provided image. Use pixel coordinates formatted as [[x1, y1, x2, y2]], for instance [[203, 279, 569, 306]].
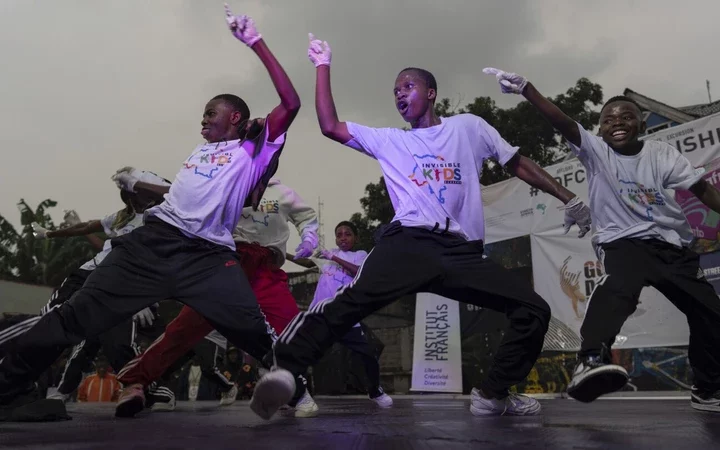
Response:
[[483, 68, 581, 147], [308, 34, 351, 144], [225, 5, 300, 142]]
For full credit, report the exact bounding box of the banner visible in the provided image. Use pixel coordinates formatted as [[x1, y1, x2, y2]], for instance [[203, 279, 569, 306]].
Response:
[[675, 157, 720, 254], [699, 250, 720, 294], [411, 293, 463, 393], [639, 112, 720, 167], [530, 232, 690, 349]]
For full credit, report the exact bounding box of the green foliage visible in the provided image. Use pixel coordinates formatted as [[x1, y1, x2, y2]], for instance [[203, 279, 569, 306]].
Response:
[[1, 199, 98, 287]]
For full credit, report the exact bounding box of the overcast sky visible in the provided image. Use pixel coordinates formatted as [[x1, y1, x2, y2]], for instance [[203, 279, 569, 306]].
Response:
[[1, 0, 718, 272]]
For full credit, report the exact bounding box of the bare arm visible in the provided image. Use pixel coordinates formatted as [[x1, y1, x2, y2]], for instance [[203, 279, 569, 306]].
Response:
[[690, 180, 720, 214], [85, 234, 106, 251], [286, 253, 316, 269], [522, 82, 581, 147], [252, 40, 301, 142], [330, 255, 360, 277], [315, 66, 352, 143], [47, 220, 104, 238], [133, 181, 170, 201], [506, 154, 576, 204]]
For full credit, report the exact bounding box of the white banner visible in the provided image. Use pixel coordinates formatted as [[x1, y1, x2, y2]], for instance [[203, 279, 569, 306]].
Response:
[[639, 111, 720, 167], [411, 293, 463, 393], [530, 233, 690, 350]]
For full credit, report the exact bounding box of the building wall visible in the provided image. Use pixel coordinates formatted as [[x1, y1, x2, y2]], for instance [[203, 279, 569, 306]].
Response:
[[0, 280, 53, 314]]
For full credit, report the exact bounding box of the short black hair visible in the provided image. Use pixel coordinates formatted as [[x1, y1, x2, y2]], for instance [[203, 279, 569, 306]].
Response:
[[335, 221, 358, 236], [212, 94, 251, 122], [399, 67, 438, 93], [601, 95, 642, 114]]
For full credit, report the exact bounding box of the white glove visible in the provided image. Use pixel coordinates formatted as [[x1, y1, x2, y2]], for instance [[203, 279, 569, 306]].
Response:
[[133, 307, 155, 328], [32, 222, 48, 239], [224, 4, 262, 47], [482, 67, 528, 95], [63, 209, 81, 226], [560, 197, 592, 238], [111, 167, 141, 192], [318, 249, 333, 260], [308, 33, 331, 67], [294, 241, 316, 259]]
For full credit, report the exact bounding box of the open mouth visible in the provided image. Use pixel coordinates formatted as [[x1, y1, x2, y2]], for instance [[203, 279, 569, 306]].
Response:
[[611, 129, 629, 139], [397, 101, 408, 114], [201, 127, 210, 136]]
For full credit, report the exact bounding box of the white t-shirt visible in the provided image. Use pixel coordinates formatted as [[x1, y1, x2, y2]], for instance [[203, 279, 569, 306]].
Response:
[[345, 114, 518, 241], [233, 179, 318, 266], [568, 123, 705, 248], [309, 249, 368, 327], [79, 212, 144, 271], [147, 123, 286, 250]]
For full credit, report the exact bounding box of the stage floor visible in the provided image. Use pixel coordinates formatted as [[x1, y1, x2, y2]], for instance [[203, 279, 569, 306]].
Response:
[[1, 396, 718, 449]]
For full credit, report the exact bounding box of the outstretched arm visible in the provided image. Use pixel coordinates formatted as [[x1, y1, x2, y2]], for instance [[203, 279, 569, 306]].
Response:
[[483, 68, 581, 147], [225, 5, 300, 142], [506, 155, 575, 204], [40, 220, 104, 239], [308, 34, 351, 144], [505, 153, 592, 238], [286, 253, 316, 269], [690, 180, 720, 213]]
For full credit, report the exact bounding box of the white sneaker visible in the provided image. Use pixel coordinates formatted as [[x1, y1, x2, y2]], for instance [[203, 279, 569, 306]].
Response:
[[293, 390, 319, 418], [150, 396, 176, 412], [46, 391, 69, 403], [220, 384, 238, 406], [370, 393, 393, 408], [250, 369, 296, 420], [469, 388, 541, 416]]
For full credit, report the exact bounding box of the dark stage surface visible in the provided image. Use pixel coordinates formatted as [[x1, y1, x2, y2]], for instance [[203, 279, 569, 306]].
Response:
[[1, 396, 718, 449]]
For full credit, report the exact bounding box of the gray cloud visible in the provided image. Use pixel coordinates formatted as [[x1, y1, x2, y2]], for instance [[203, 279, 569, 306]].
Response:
[[1, 0, 718, 272]]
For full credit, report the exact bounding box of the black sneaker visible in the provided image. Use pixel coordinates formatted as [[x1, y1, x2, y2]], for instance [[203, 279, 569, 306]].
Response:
[[691, 387, 720, 413], [567, 356, 629, 403], [0, 386, 70, 422]]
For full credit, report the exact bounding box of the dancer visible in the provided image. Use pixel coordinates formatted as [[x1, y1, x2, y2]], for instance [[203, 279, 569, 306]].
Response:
[[114, 178, 321, 418], [250, 35, 592, 420], [483, 67, 720, 411], [0, 174, 174, 409], [289, 221, 393, 408], [0, 6, 300, 422]]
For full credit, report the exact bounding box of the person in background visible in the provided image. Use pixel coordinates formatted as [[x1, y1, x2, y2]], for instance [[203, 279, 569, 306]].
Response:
[[76, 355, 121, 403]]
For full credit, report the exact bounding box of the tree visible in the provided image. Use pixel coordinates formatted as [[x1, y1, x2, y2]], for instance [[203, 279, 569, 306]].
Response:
[[0, 199, 98, 287], [350, 78, 604, 250]]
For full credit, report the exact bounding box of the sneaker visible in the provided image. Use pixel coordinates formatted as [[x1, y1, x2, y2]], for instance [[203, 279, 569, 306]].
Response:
[[567, 356, 628, 403], [370, 390, 393, 408], [46, 391, 70, 403], [115, 383, 146, 418], [691, 387, 720, 413], [293, 390, 319, 418], [470, 388, 541, 416], [0, 386, 70, 422], [220, 384, 238, 406], [250, 368, 296, 420], [150, 396, 176, 412]]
